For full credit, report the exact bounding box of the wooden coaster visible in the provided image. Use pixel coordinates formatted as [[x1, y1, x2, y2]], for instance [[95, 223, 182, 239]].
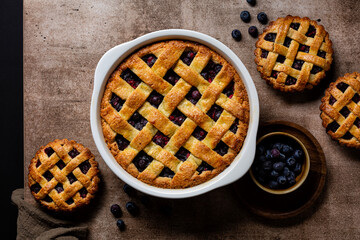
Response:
[[233, 121, 327, 219]]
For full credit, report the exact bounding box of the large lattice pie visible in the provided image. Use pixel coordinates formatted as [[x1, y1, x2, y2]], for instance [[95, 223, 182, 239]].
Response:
[[320, 72, 360, 149], [28, 139, 100, 211], [100, 40, 250, 188], [255, 16, 333, 92]]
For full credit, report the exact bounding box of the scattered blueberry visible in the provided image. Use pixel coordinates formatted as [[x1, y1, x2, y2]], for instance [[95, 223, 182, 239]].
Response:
[[126, 201, 139, 216], [110, 204, 122, 218], [231, 29, 242, 41], [248, 26, 258, 38], [116, 219, 126, 231], [240, 11, 251, 23], [257, 12, 268, 24], [123, 184, 135, 196], [247, 0, 256, 6]]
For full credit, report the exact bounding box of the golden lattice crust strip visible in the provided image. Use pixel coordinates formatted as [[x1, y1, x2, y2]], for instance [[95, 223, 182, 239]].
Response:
[[28, 139, 100, 212], [254, 15, 333, 92], [100, 40, 250, 188], [320, 72, 360, 149]]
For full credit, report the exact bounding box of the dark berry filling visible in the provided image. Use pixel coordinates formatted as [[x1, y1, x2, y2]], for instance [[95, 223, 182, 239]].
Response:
[[30, 183, 41, 193], [299, 44, 310, 53], [36, 159, 41, 168], [213, 141, 229, 156], [326, 121, 340, 133], [163, 69, 180, 85], [152, 131, 169, 148], [229, 118, 239, 133], [175, 147, 190, 161], [79, 160, 91, 174], [329, 95, 336, 105], [222, 81, 234, 98], [55, 183, 63, 193], [110, 93, 125, 112], [115, 134, 130, 151], [271, 70, 279, 79], [56, 160, 65, 170], [44, 147, 54, 157], [67, 172, 77, 184], [200, 60, 222, 83], [66, 198, 74, 205], [285, 76, 297, 85], [276, 55, 286, 64], [352, 93, 360, 103], [133, 151, 152, 172], [43, 196, 53, 202], [43, 171, 53, 181], [264, 33, 277, 42], [292, 60, 304, 70], [192, 126, 207, 141], [197, 161, 214, 174], [68, 148, 80, 158], [290, 22, 300, 30], [147, 91, 163, 108], [207, 104, 223, 122], [128, 112, 148, 131], [169, 109, 186, 126], [141, 54, 157, 68], [120, 69, 142, 89], [336, 82, 349, 92], [317, 51, 326, 58], [340, 106, 350, 118], [342, 132, 353, 140], [311, 65, 323, 74], [354, 118, 360, 128], [284, 37, 292, 47], [306, 25, 316, 37], [261, 49, 269, 58], [180, 50, 196, 66], [159, 167, 175, 178], [185, 87, 202, 105], [79, 187, 88, 198]]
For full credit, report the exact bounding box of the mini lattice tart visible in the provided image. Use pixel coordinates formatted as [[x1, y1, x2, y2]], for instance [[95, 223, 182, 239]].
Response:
[[320, 72, 360, 149], [255, 15, 333, 92], [28, 139, 100, 211], [100, 40, 250, 188]]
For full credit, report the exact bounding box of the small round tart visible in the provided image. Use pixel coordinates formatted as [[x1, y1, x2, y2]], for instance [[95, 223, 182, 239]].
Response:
[[320, 72, 360, 149], [100, 40, 250, 189], [28, 139, 100, 212], [254, 15, 333, 92]]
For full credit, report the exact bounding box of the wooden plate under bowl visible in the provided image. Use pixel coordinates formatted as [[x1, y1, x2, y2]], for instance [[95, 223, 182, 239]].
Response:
[[232, 121, 327, 219]]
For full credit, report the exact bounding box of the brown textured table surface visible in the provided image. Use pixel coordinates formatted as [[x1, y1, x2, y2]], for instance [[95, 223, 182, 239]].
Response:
[[24, 0, 360, 239]]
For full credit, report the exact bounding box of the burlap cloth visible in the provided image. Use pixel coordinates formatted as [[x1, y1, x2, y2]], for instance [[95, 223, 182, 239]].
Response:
[[23, 0, 360, 239]]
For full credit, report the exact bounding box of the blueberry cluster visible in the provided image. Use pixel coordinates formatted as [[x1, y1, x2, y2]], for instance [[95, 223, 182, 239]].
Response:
[[252, 140, 305, 189]]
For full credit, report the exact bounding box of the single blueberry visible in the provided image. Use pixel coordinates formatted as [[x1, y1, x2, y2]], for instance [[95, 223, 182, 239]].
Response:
[[282, 145, 293, 156], [293, 163, 302, 175], [268, 180, 279, 189], [110, 204, 122, 218], [286, 157, 296, 168], [116, 219, 126, 231], [273, 162, 285, 172], [279, 153, 286, 161], [231, 29, 242, 41], [287, 171, 296, 181], [293, 149, 303, 160], [126, 201, 139, 216], [270, 148, 280, 158], [248, 26, 258, 38], [240, 11, 251, 23], [247, 0, 256, 6], [257, 12, 268, 24], [123, 184, 135, 196], [277, 175, 287, 185], [263, 161, 272, 171], [270, 170, 279, 179], [272, 143, 283, 151], [265, 150, 272, 159], [283, 167, 290, 177]]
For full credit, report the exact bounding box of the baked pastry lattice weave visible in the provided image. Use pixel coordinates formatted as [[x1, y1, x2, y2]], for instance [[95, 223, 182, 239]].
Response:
[[320, 72, 360, 149], [28, 139, 100, 211], [255, 15, 333, 92], [101, 40, 250, 188]]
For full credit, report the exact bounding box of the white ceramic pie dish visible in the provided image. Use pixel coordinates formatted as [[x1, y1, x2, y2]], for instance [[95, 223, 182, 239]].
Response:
[[90, 29, 259, 199]]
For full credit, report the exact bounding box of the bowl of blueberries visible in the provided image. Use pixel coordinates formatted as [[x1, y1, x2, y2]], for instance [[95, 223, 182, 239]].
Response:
[[250, 132, 310, 194]]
